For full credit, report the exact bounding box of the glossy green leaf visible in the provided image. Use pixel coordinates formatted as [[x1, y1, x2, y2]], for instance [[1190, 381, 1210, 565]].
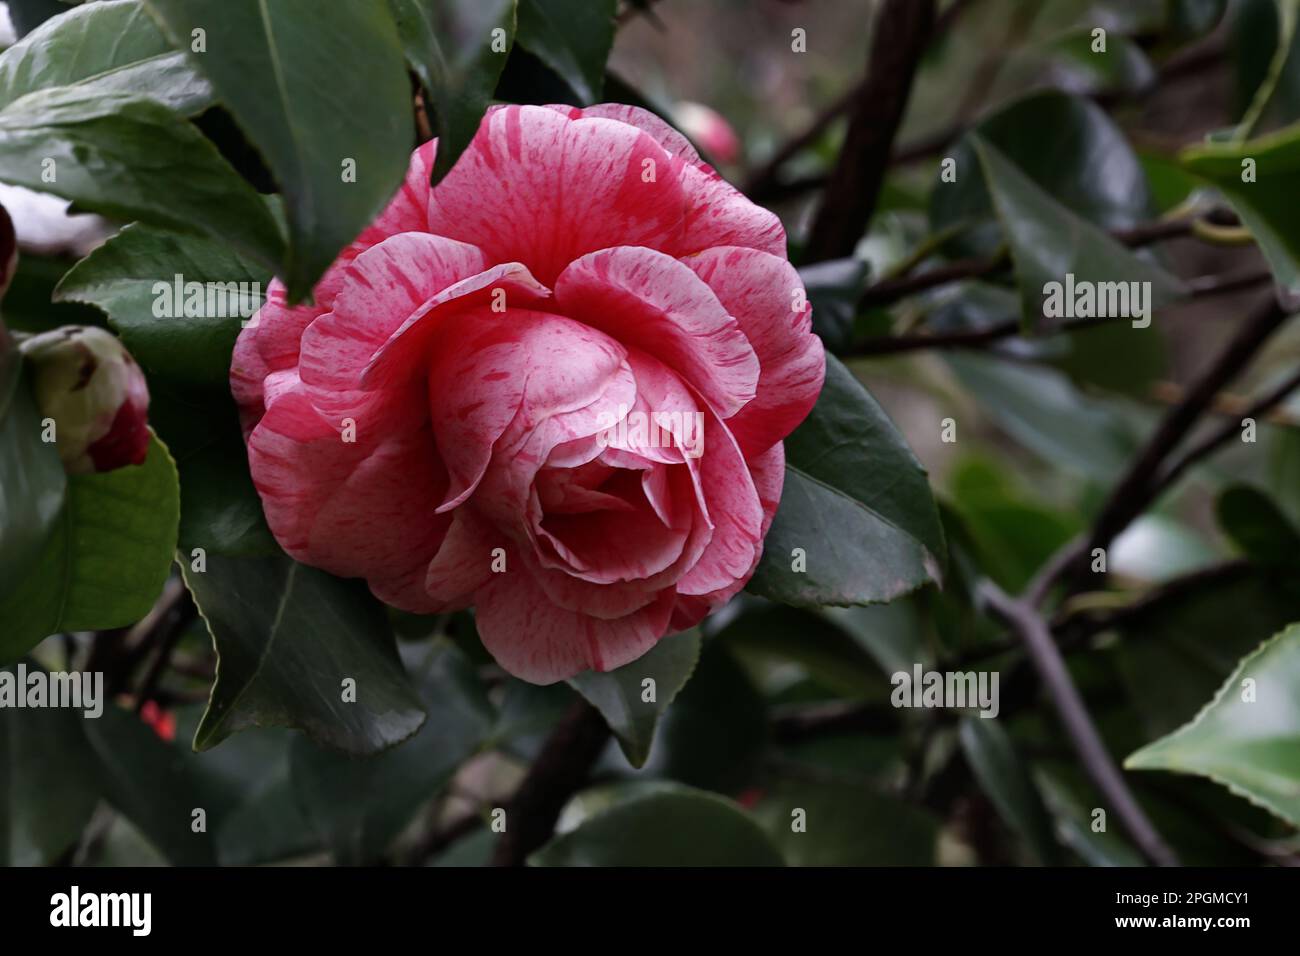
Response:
[[290, 641, 493, 864], [959, 717, 1062, 865], [748, 354, 945, 608], [972, 135, 1186, 331], [0, 361, 66, 610], [143, 0, 412, 301], [531, 783, 784, 866], [798, 257, 869, 353], [55, 223, 268, 387], [718, 602, 892, 698], [0, 664, 101, 865], [162, 710, 318, 866], [0, 88, 285, 272], [632, 641, 766, 793], [1036, 770, 1143, 867], [0, 432, 179, 663], [514, 0, 616, 104], [83, 702, 216, 865], [1126, 623, 1300, 827], [182, 552, 425, 755], [389, 0, 516, 182], [931, 92, 1156, 259], [0, 0, 211, 115], [1216, 483, 1300, 566], [569, 628, 701, 767], [947, 454, 1084, 593], [1111, 570, 1299, 738], [1042, 29, 1155, 97], [754, 781, 937, 866], [947, 353, 1138, 481], [1181, 121, 1300, 293]]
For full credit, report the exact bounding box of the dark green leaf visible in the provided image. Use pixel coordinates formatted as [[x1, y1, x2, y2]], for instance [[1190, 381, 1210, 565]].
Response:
[[748, 354, 945, 607], [569, 628, 701, 767], [972, 135, 1186, 330], [0, 432, 179, 663], [947, 352, 1138, 481], [754, 781, 937, 866], [388, 0, 516, 182], [0, 88, 285, 271], [0, 363, 66, 611], [959, 717, 1062, 865], [1042, 29, 1155, 97], [182, 552, 425, 755], [290, 641, 493, 864], [631, 640, 766, 793], [143, 0, 412, 301], [1126, 623, 1300, 827], [1216, 483, 1300, 566], [1181, 121, 1300, 294], [718, 602, 891, 698], [55, 223, 268, 387], [930, 92, 1156, 260], [798, 257, 869, 353], [1111, 571, 1299, 738], [531, 783, 784, 866], [0, 0, 211, 115], [0, 663, 101, 865], [83, 702, 216, 865], [514, 0, 616, 105]]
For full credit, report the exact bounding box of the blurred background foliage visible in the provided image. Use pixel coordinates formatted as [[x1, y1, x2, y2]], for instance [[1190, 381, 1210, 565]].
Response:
[[2, 0, 1299, 868]]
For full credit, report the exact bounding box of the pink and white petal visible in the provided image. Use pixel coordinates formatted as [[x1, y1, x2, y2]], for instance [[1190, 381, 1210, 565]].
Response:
[[298, 232, 488, 399], [423, 506, 504, 607], [668, 442, 787, 630], [672, 164, 787, 258], [361, 262, 551, 390], [429, 311, 632, 513], [676, 412, 765, 596], [246, 386, 449, 601], [554, 247, 759, 418], [748, 440, 786, 538], [475, 570, 675, 683], [230, 326, 272, 435], [427, 105, 687, 285], [546, 103, 705, 167], [685, 246, 826, 455]]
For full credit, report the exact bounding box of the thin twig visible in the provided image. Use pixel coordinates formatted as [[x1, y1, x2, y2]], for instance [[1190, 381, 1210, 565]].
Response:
[[846, 265, 1268, 358], [1151, 366, 1300, 496], [980, 581, 1179, 867], [490, 699, 610, 866]]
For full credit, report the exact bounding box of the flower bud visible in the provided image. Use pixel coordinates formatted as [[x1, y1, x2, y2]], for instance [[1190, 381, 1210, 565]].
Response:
[[20, 326, 150, 475]]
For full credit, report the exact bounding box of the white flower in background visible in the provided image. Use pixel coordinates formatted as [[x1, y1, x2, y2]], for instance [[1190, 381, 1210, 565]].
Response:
[[0, 183, 113, 258]]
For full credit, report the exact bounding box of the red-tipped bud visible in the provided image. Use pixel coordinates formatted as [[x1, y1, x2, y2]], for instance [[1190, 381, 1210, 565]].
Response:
[[20, 326, 150, 475]]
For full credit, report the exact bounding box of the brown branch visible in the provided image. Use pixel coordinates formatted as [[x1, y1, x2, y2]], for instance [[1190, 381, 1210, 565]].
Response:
[[490, 699, 610, 866], [1024, 295, 1295, 604], [803, 0, 936, 262], [980, 581, 1179, 867], [1151, 365, 1300, 496], [749, 26, 1229, 203], [132, 585, 197, 713], [856, 216, 1200, 313], [847, 268, 1271, 356]]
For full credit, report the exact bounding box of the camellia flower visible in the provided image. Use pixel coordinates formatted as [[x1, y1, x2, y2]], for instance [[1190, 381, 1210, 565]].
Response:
[[22, 326, 150, 475], [232, 104, 825, 683]]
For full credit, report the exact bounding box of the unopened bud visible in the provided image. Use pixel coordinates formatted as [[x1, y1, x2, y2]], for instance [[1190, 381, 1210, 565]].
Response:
[[20, 326, 150, 474]]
